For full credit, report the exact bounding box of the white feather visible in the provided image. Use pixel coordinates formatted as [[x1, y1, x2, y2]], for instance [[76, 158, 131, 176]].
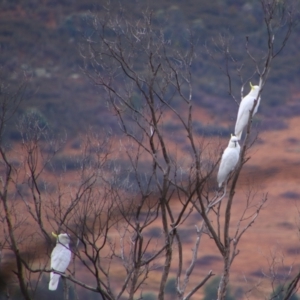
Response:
[[234, 85, 260, 140], [217, 136, 240, 188], [49, 234, 71, 291]]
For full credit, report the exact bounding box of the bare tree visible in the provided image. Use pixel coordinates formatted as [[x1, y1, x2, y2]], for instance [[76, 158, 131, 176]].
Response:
[[211, 1, 297, 298], [0, 1, 298, 300], [79, 1, 297, 299], [0, 79, 35, 300]]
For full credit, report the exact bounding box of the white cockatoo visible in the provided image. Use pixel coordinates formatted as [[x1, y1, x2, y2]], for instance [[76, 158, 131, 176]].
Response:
[[234, 82, 261, 140], [217, 135, 240, 188], [49, 232, 71, 291]]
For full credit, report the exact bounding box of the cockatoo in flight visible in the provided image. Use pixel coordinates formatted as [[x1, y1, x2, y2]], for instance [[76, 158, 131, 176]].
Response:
[[234, 82, 261, 140], [49, 232, 71, 291], [217, 135, 240, 188]]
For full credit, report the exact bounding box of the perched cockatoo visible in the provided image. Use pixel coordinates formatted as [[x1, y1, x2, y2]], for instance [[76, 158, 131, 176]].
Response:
[[49, 232, 71, 291], [217, 135, 240, 188], [234, 82, 261, 140]]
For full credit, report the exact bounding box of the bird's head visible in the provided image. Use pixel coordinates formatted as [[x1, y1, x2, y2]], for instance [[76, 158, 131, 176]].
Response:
[[249, 82, 259, 93], [52, 232, 70, 245], [229, 134, 239, 147]]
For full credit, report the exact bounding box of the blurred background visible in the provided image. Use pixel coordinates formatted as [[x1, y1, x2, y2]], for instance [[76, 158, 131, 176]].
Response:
[[1, 0, 299, 141]]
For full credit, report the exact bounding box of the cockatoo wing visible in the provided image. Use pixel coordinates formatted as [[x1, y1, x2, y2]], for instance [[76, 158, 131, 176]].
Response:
[[217, 148, 239, 187], [235, 95, 261, 140], [234, 95, 252, 140], [49, 244, 71, 291], [253, 97, 261, 115]]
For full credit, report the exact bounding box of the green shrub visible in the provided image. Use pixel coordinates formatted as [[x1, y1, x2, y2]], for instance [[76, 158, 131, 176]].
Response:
[[270, 284, 299, 300], [141, 292, 156, 300], [165, 277, 177, 296], [203, 276, 235, 300]]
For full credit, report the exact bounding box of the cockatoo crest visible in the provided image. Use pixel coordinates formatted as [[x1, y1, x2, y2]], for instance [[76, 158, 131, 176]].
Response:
[[52, 232, 70, 245]]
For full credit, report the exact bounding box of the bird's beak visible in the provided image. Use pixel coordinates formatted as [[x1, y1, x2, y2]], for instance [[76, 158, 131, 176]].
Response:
[[52, 232, 58, 238], [250, 82, 254, 90]]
